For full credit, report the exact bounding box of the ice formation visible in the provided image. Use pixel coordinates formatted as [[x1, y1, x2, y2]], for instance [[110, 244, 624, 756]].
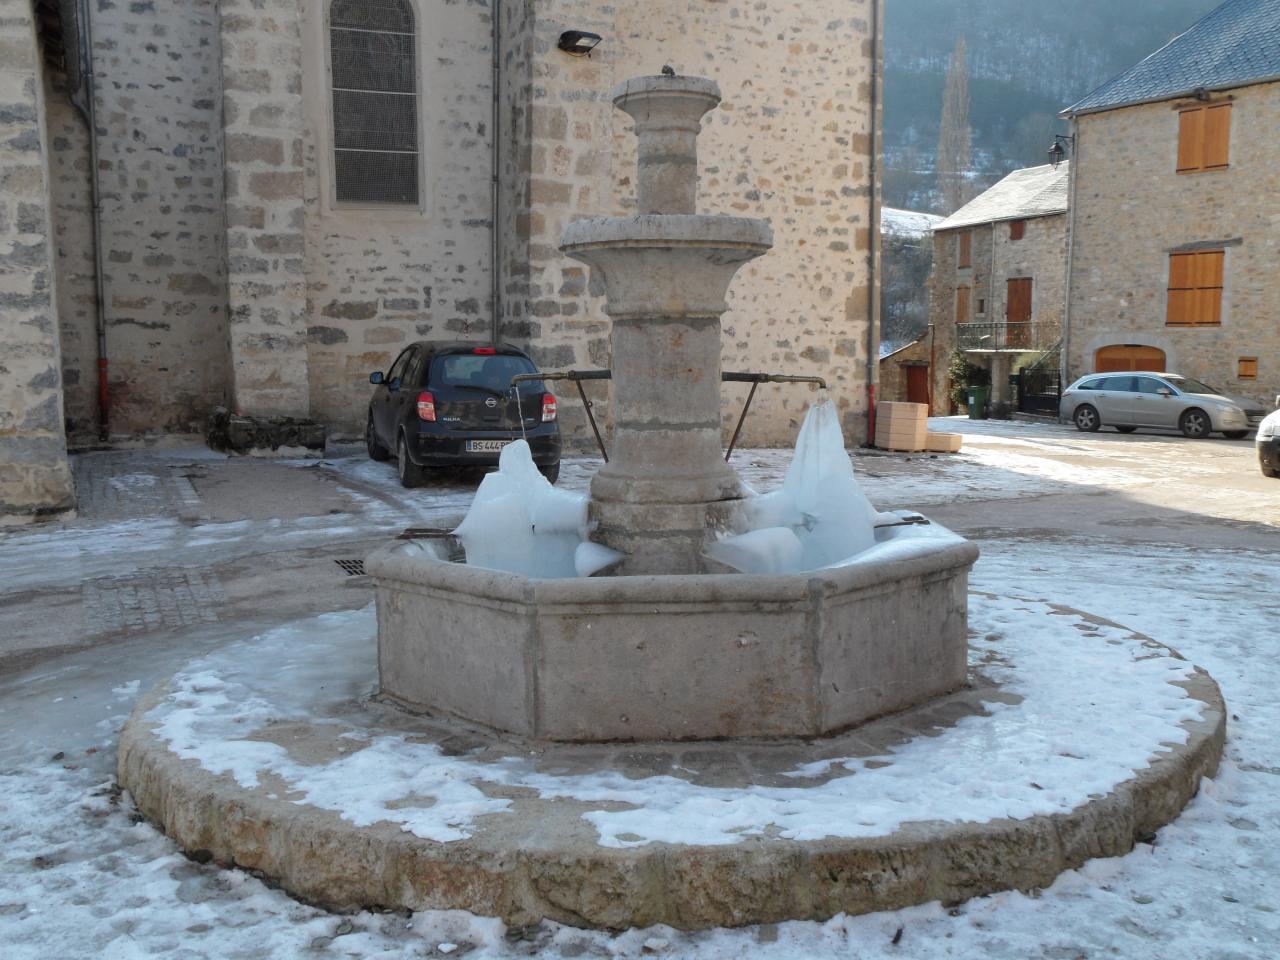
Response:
[[453, 440, 624, 578], [457, 397, 890, 578], [708, 394, 895, 574]]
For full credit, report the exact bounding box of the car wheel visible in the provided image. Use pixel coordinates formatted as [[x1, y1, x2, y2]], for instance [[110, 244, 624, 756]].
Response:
[[397, 433, 427, 488], [1114, 426, 1136, 434], [366, 411, 391, 461], [539, 461, 561, 485], [1179, 408, 1210, 439], [1222, 430, 1248, 440], [1073, 404, 1101, 432], [1263, 461, 1279, 479]]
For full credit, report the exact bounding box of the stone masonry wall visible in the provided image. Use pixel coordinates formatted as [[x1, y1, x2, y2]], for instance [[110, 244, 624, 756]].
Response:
[[506, 0, 881, 447], [879, 335, 931, 406], [299, 0, 495, 435], [42, 75, 96, 446], [1067, 83, 1280, 408], [219, 0, 310, 419], [0, 0, 74, 518], [62, 0, 231, 438], [928, 213, 1067, 412]]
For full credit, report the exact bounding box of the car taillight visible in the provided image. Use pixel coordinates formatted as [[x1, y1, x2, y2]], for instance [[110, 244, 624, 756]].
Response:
[[416, 391, 436, 422], [472, 346, 496, 355], [541, 393, 557, 423]]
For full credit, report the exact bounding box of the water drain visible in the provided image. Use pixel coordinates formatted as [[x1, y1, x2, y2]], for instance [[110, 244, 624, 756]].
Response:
[[334, 559, 366, 577]]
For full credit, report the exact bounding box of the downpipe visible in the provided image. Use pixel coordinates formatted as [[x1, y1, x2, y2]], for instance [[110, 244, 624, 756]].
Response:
[[69, 0, 109, 442], [489, 0, 502, 344], [864, 0, 881, 445]]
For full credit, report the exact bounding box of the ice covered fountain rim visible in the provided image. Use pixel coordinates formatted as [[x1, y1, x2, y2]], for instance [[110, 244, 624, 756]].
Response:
[[366, 522, 976, 595]]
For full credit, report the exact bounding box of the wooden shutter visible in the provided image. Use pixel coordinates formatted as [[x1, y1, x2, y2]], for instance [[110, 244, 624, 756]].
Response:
[[958, 231, 972, 268], [1177, 108, 1204, 172], [1238, 357, 1258, 379], [955, 286, 970, 324], [1006, 278, 1032, 323], [1204, 103, 1231, 169], [1177, 103, 1231, 172], [1167, 250, 1223, 325], [1008, 219, 1025, 241]]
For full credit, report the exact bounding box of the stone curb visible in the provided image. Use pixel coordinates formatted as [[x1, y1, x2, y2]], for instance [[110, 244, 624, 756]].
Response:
[[117, 641, 1225, 932]]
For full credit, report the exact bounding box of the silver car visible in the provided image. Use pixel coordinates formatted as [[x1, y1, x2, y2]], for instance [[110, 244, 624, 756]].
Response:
[[1060, 372, 1267, 439]]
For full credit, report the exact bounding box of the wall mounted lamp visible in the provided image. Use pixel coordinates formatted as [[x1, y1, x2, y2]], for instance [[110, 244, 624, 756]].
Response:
[[557, 30, 602, 57], [1047, 133, 1075, 169]]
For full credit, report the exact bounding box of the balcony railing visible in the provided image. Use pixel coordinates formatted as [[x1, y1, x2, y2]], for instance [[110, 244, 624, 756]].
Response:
[[957, 321, 1058, 353]]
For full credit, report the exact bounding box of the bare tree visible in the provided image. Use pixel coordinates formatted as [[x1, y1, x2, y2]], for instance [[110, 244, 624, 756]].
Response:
[[935, 35, 973, 214]]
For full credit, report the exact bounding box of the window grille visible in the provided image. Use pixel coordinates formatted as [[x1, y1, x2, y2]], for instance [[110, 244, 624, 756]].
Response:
[[330, 0, 419, 205]]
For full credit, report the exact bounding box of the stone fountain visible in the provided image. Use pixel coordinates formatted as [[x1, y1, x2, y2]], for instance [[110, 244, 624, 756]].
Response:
[[369, 74, 976, 742], [115, 73, 1224, 935]]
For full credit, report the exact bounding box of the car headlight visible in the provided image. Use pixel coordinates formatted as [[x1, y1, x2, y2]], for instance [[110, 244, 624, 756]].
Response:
[[1261, 421, 1278, 439], [1220, 406, 1246, 422]]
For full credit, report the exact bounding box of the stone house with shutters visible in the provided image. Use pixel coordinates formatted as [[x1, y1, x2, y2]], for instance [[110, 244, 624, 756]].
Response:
[[1, 0, 882, 521], [1061, 0, 1280, 408], [925, 163, 1070, 414]]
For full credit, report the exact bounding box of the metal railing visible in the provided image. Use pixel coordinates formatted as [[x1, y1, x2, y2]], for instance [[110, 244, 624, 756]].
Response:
[[957, 322, 1057, 353], [511, 369, 827, 463]]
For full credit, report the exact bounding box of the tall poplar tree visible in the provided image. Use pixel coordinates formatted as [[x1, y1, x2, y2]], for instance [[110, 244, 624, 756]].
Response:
[[936, 35, 973, 214]]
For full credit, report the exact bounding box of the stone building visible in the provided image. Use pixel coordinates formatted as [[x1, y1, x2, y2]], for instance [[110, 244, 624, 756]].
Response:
[[925, 163, 1069, 414], [2, 0, 882, 520], [1061, 0, 1280, 408]]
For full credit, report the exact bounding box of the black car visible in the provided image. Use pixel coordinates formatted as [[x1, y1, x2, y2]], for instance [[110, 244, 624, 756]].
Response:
[[366, 341, 561, 487]]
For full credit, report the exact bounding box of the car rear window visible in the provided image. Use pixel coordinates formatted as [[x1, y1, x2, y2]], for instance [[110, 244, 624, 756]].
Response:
[[431, 354, 540, 392]]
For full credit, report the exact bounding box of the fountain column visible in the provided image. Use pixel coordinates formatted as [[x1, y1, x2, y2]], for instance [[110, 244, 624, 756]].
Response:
[[561, 75, 773, 575]]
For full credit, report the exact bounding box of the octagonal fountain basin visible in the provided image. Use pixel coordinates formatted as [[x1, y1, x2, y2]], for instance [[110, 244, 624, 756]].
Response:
[[367, 520, 976, 743]]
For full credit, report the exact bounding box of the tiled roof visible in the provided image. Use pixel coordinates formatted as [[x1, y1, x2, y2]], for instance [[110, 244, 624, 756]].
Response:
[[1065, 0, 1280, 116], [933, 163, 1070, 232], [881, 206, 944, 240]]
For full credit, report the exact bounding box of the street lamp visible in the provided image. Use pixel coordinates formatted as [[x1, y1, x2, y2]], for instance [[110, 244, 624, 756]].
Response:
[[1048, 134, 1075, 168]]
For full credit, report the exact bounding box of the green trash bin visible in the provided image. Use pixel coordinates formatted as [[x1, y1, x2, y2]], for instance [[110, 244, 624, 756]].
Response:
[[966, 386, 989, 420]]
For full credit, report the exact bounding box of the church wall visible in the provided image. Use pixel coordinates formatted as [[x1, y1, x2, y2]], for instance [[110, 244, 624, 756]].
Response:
[[299, 0, 496, 435], [508, 0, 881, 447]]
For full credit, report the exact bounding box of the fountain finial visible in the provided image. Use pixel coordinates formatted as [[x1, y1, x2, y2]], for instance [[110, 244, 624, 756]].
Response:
[[611, 74, 721, 215]]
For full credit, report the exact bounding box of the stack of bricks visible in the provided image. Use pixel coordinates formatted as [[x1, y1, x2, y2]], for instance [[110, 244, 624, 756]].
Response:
[[874, 402, 927, 452]]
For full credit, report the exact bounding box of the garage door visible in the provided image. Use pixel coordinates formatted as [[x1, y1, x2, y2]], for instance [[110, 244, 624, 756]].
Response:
[[1094, 345, 1166, 373]]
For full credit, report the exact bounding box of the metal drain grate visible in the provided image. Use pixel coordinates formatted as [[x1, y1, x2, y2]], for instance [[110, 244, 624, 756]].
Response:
[[335, 558, 366, 577]]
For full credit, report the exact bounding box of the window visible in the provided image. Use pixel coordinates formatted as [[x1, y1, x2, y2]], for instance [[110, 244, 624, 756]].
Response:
[[1177, 102, 1231, 173], [1008, 219, 1026, 241], [329, 0, 419, 205], [1167, 250, 1224, 326], [387, 346, 414, 384], [1239, 357, 1258, 380], [977, 298, 986, 315], [1134, 376, 1169, 395], [955, 286, 970, 324], [958, 230, 972, 268]]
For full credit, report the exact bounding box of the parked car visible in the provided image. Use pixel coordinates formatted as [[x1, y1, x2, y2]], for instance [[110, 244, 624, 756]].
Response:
[[367, 341, 561, 487], [1257, 406, 1280, 478], [1060, 372, 1267, 439]]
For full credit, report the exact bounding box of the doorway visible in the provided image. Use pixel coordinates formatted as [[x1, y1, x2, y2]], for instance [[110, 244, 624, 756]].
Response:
[[1095, 344, 1166, 373]]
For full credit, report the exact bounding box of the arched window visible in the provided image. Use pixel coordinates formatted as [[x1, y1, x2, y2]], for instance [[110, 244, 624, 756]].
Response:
[[329, 0, 419, 205]]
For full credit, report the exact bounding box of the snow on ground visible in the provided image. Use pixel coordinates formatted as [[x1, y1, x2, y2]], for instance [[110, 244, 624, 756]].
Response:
[[1, 435, 1279, 958], [142, 594, 1201, 848]]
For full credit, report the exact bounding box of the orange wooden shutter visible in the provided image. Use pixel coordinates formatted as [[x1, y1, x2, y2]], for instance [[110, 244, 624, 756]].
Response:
[[955, 286, 969, 324], [1009, 219, 1025, 240], [1177, 108, 1204, 172], [1204, 103, 1231, 169], [1238, 357, 1258, 379], [958, 231, 972, 268]]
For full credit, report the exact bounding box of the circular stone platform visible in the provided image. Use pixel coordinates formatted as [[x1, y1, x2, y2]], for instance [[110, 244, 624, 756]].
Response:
[[118, 595, 1224, 931]]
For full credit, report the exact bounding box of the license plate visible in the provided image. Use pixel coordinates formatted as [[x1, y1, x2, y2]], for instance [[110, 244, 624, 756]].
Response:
[[466, 440, 512, 453]]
